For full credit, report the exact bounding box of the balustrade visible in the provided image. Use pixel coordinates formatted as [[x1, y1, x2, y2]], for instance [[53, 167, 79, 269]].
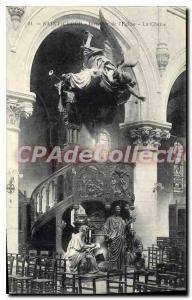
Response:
[[31, 163, 134, 231], [46, 187, 49, 211]]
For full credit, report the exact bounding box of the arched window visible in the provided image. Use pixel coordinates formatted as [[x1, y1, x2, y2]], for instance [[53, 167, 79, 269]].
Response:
[[167, 71, 186, 137], [97, 129, 111, 150]]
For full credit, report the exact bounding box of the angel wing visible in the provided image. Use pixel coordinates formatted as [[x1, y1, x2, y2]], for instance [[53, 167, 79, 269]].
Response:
[[99, 10, 139, 67], [123, 44, 140, 68], [99, 10, 124, 67]]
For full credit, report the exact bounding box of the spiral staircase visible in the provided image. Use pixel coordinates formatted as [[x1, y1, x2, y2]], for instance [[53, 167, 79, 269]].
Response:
[[30, 162, 135, 252]]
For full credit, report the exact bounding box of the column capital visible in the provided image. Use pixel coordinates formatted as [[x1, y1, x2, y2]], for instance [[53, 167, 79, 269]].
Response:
[[7, 6, 26, 30], [6, 90, 36, 130], [120, 120, 171, 148]]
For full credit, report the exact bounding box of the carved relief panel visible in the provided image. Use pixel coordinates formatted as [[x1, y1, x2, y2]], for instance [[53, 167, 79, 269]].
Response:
[[76, 163, 134, 206], [77, 165, 105, 199]]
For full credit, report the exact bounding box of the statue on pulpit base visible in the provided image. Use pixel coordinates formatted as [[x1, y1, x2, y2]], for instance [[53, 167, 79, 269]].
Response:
[[103, 205, 126, 270], [65, 225, 100, 274], [126, 229, 145, 270]]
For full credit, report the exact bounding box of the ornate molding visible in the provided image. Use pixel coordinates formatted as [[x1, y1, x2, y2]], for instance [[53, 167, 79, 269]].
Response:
[[130, 126, 170, 148], [120, 120, 171, 148], [156, 7, 170, 76], [156, 42, 170, 75], [6, 90, 36, 129], [7, 6, 26, 30], [167, 7, 186, 20]]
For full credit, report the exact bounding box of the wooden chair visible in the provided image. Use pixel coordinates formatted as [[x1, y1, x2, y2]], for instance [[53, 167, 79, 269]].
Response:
[[62, 272, 77, 294], [12, 257, 37, 294], [7, 256, 14, 275], [55, 258, 66, 294], [9, 255, 26, 294], [157, 262, 168, 272], [157, 237, 170, 249], [7, 256, 15, 293], [161, 246, 172, 264], [134, 282, 174, 293], [147, 245, 162, 270], [167, 246, 184, 264], [164, 263, 185, 288], [40, 250, 49, 258], [8, 253, 17, 259], [155, 262, 186, 290], [134, 255, 178, 293], [7, 253, 13, 259], [31, 258, 56, 294], [77, 272, 108, 294], [44, 258, 56, 278], [157, 273, 177, 289], [133, 269, 156, 292], [37, 257, 47, 277], [28, 250, 37, 258], [167, 271, 186, 288], [123, 266, 135, 293], [106, 270, 124, 294], [55, 258, 78, 294], [78, 275, 97, 294], [56, 257, 66, 273]]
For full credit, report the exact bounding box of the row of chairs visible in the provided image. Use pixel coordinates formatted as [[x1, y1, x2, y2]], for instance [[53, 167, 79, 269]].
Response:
[[147, 244, 185, 270], [9, 243, 185, 273], [8, 250, 52, 259], [157, 236, 185, 250], [7, 253, 186, 294], [8, 255, 73, 294], [76, 264, 186, 294]]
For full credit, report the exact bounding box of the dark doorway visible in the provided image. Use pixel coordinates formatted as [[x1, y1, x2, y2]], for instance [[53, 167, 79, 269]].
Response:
[[167, 71, 186, 138]]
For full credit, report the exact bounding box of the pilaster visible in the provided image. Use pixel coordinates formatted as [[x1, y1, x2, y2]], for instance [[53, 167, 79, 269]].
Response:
[[120, 120, 171, 248], [6, 90, 35, 253]]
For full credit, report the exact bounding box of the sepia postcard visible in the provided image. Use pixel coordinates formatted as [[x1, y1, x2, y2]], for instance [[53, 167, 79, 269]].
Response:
[[6, 6, 187, 295]]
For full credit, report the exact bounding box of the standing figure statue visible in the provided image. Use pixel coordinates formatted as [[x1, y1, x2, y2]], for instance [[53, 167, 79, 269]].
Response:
[[103, 205, 126, 270]]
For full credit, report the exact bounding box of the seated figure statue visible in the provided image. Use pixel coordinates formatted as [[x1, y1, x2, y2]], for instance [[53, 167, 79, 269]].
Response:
[[65, 225, 100, 274], [126, 229, 145, 269]]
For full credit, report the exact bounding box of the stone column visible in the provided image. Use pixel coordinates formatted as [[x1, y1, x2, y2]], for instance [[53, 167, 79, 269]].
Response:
[[6, 90, 35, 253], [56, 214, 66, 256], [21, 194, 29, 252], [120, 121, 171, 248], [134, 149, 158, 247]]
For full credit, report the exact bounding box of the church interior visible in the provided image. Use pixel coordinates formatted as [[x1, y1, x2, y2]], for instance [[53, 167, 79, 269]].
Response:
[[6, 7, 186, 294]]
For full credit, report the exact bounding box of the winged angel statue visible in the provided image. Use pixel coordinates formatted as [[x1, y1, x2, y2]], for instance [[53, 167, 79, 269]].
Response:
[[49, 10, 145, 128]]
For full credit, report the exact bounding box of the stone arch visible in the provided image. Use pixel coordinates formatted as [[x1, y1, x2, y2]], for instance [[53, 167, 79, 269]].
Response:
[[162, 48, 186, 122], [8, 6, 160, 123], [167, 70, 186, 138]]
